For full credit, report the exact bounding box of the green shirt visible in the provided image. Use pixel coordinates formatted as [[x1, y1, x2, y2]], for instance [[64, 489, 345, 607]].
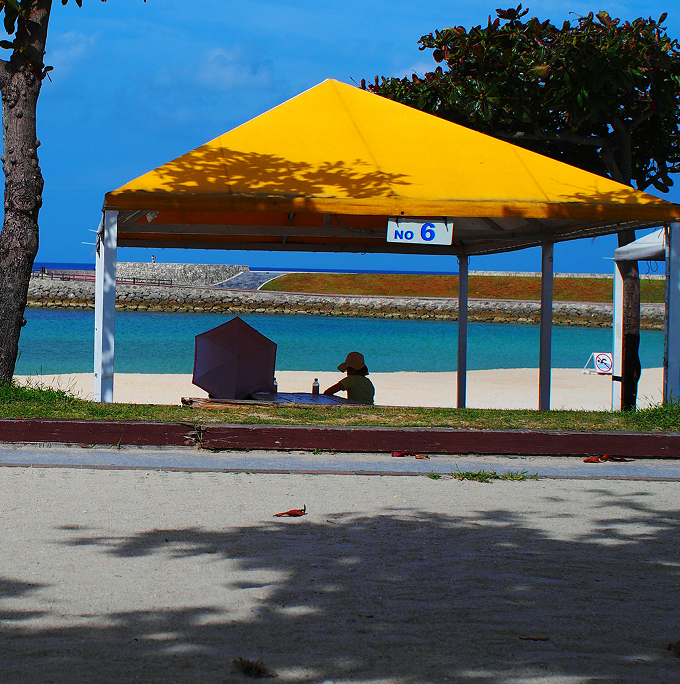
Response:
[[341, 375, 375, 405]]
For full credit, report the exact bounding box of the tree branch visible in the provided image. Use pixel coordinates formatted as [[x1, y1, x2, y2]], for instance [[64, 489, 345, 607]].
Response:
[[612, 115, 630, 135], [23, 0, 53, 68], [0, 58, 13, 90], [630, 108, 655, 132], [611, 116, 632, 185], [599, 145, 625, 184], [494, 129, 607, 147]]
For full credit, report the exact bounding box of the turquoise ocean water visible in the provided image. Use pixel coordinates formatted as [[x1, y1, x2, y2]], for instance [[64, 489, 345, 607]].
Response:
[[16, 309, 664, 376]]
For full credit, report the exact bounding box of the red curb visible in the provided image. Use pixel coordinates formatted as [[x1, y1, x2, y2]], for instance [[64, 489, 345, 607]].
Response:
[[2, 419, 678, 458], [0, 419, 194, 447], [199, 424, 680, 458]]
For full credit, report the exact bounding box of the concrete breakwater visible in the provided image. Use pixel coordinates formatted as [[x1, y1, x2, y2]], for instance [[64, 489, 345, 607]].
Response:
[[115, 262, 247, 286], [26, 278, 665, 330]]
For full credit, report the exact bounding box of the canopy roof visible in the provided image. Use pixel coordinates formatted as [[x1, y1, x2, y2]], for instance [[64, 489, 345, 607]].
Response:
[[106, 79, 680, 256]]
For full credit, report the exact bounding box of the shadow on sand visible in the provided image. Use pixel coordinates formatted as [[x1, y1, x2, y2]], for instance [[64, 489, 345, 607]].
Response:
[[1, 487, 680, 683]]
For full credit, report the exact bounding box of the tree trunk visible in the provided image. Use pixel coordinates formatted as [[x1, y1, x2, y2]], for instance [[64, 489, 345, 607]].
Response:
[[0, 63, 44, 385], [623, 276, 642, 411], [604, 125, 642, 412], [617, 232, 641, 411], [616, 130, 642, 411]]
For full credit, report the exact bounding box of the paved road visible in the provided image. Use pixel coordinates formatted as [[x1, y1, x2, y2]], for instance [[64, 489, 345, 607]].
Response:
[[217, 270, 288, 289], [2, 443, 680, 479]]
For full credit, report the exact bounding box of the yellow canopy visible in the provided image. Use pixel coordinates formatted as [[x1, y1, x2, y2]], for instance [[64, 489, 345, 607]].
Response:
[[106, 79, 679, 255]]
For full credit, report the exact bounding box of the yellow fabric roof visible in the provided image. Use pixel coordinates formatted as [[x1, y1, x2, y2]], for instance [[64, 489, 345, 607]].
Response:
[[106, 79, 678, 222]]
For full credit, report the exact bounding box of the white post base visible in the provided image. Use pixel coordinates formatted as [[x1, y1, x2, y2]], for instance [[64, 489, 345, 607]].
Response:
[[539, 243, 553, 411], [94, 210, 118, 403], [612, 262, 624, 410], [665, 220, 680, 403], [457, 256, 468, 408]]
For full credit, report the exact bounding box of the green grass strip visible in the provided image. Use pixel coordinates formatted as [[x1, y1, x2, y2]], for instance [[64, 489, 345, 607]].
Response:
[[428, 469, 540, 482], [1, 380, 679, 433]]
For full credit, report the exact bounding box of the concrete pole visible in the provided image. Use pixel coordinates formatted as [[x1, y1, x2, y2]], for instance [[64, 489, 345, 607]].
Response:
[[665, 220, 680, 402], [457, 255, 468, 408], [539, 242, 554, 411], [94, 210, 118, 403], [612, 262, 624, 410]]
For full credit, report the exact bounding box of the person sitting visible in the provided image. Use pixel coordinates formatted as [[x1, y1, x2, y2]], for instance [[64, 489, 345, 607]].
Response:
[[324, 351, 375, 405]]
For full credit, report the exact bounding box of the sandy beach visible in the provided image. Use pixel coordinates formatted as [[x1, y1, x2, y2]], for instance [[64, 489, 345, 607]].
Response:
[[16, 367, 664, 411], [0, 465, 678, 683]]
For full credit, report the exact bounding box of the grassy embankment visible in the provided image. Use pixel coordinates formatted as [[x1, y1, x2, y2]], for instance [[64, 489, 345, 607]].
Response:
[[261, 273, 665, 302], [3, 382, 679, 432]]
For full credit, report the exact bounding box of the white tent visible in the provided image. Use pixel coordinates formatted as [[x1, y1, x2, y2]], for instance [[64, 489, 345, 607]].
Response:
[[614, 228, 665, 262], [611, 224, 680, 407]]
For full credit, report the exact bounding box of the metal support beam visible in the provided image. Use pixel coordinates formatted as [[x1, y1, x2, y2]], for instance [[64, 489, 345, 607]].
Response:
[[612, 262, 624, 410], [665, 220, 680, 403], [94, 210, 118, 403], [457, 255, 468, 408], [539, 242, 553, 411]]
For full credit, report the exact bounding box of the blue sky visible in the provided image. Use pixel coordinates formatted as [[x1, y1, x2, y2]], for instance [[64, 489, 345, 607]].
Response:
[[26, 0, 680, 274]]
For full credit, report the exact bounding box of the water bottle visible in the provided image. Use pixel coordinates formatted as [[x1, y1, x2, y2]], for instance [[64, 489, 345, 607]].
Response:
[[273, 377, 278, 394], [312, 378, 319, 395]]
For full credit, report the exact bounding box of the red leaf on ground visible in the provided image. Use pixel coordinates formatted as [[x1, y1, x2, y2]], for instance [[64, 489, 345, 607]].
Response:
[[415, 454, 430, 459], [584, 454, 634, 463], [392, 451, 416, 457], [274, 505, 307, 517]]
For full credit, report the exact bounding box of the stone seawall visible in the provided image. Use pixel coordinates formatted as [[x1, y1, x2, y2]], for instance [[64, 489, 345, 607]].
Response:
[[26, 278, 665, 329], [115, 262, 248, 286]]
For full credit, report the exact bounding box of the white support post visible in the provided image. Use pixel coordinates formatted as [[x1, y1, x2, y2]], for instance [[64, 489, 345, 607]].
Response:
[[457, 255, 468, 408], [539, 242, 553, 411], [612, 262, 624, 410], [94, 210, 118, 403], [664, 220, 680, 403]]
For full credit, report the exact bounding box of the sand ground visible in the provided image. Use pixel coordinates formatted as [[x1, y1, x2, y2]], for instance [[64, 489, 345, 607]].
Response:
[[0, 466, 678, 683], [16, 368, 664, 411]]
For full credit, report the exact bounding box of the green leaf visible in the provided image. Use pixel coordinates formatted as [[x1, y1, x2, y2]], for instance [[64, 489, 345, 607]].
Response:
[[596, 11, 611, 26], [4, 7, 18, 35]]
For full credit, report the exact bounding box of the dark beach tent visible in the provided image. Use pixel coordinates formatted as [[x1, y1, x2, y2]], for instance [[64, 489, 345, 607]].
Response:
[[192, 317, 277, 400]]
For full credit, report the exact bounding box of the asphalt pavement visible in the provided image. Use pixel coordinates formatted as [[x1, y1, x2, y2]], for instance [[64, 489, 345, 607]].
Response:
[[2, 443, 680, 479]]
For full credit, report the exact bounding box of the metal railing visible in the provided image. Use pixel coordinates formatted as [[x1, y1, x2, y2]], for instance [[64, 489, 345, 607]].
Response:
[[31, 270, 173, 287], [117, 276, 174, 287]]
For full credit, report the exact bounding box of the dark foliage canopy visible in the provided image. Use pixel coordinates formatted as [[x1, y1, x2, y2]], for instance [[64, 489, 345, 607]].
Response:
[[366, 6, 680, 192]]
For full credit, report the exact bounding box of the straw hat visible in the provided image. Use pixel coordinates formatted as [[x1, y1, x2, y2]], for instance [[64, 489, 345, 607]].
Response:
[[338, 351, 366, 372]]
